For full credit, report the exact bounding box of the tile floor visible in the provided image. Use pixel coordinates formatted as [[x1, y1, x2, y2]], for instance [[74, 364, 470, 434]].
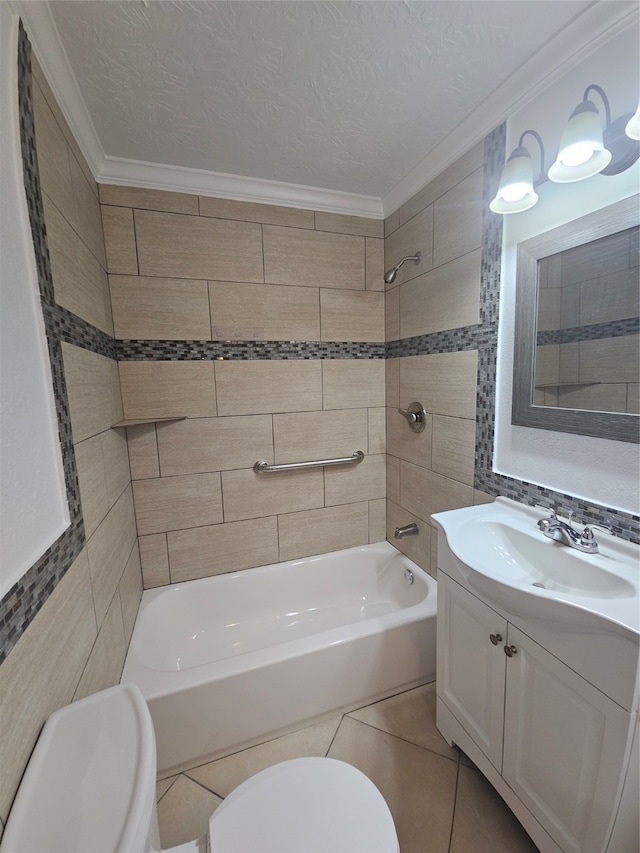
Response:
[[156, 683, 539, 852]]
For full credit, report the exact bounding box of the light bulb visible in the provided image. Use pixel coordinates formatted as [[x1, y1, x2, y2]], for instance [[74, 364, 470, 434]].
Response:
[[501, 183, 530, 203], [559, 142, 594, 167]]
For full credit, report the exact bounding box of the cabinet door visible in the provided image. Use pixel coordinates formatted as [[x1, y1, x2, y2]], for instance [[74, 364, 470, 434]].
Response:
[[503, 625, 633, 853], [437, 571, 508, 771]]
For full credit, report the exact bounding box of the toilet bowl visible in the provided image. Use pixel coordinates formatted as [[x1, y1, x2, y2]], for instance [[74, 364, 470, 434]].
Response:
[[0, 683, 399, 853]]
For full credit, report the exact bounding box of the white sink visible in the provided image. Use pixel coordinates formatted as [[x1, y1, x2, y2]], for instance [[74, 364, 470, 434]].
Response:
[[431, 497, 640, 637]]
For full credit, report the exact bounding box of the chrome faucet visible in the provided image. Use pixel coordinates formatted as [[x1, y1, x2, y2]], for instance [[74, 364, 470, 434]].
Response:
[[394, 523, 419, 539], [536, 508, 603, 554]]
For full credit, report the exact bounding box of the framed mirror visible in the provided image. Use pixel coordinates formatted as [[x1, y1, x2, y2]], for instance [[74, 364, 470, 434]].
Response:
[[512, 195, 639, 443]]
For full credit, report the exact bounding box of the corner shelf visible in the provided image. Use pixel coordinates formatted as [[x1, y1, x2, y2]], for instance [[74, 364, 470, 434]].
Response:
[[111, 417, 187, 428], [534, 382, 601, 389]]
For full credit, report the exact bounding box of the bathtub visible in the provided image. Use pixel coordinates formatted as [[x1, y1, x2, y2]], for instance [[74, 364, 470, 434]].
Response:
[[122, 541, 437, 775]]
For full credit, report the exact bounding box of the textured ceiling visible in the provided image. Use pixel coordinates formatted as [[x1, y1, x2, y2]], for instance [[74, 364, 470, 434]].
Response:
[[48, 0, 594, 197]]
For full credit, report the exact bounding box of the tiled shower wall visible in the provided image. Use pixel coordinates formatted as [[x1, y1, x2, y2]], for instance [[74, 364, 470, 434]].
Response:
[[0, 44, 141, 828], [100, 187, 387, 586], [384, 142, 490, 574]]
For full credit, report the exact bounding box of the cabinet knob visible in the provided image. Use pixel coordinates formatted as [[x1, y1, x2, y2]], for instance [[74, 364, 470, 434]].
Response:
[[489, 633, 502, 645], [504, 645, 518, 657]]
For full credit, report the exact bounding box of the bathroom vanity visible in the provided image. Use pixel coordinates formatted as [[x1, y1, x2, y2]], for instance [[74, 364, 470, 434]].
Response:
[[431, 499, 639, 853]]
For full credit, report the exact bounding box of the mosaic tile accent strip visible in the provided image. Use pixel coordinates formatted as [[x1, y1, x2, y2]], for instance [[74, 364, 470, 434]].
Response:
[[43, 304, 117, 359], [386, 325, 488, 359], [0, 24, 86, 663], [117, 339, 386, 360], [537, 316, 639, 346]]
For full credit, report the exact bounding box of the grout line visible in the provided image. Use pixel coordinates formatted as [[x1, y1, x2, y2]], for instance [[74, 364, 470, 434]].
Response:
[[156, 774, 180, 805], [325, 713, 346, 756], [446, 759, 462, 853]]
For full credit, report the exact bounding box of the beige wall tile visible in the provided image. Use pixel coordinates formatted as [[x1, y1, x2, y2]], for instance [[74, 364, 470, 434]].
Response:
[[102, 428, 131, 505], [385, 285, 400, 341], [273, 409, 367, 464], [387, 456, 401, 506], [365, 238, 385, 291], [433, 167, 483, 268], [126, 423, 160, 479], [278, 502, 369, 561], [199, 196, 314, 229], [627, 383, 639, 414], [400, 250, 481, 338], [73, 592, 126, 702], [215, 360, 322, 415], [139, 533, 170, 588], [0, 549, 96, 824], [33, 82, 74, 226], [157, 415, 273, 476], [323, 360, 385, 409], [314, 212, 383, 238], [32, 56, 95, 191], [384, 205, 433, 287], [398, 141, 484, 226], [385, 210, 400, 237], [537, 288, 561, 332], [320, 289, 384, 341], [385, 358, 400, 409], [75, 433, 110, 538], [558, 383, 629, 414], [44, 194, 112, 334], [325, 453, 386, 505], [473, 489, 495, 506], [386, 500, 431, 573], [209, 282, 320, 341], [62, 344, 123, 442], [400, 351, 477, 420], [99, 184, 199, 214], [263, 225, 364, 289], [70, 154, 106, 267], [368, 407, 386, 455], [119, 361, 216, 419], [386, 406, 432, 469], [133, 473, 223, 534], [369, 499, 387, 543], [135, 210, 264, 282], [431, 416, 476, 486], [534, 345, 560, 386], [168, 517, 279, 582], [118, 543, 143, 643], [101, 205, 138, 275], [110, 275, 211, 340], [221, 468, 324, 522], [400, 461, 473, 522], [86, 486, 137, 627], [580, 269, 640, 325]]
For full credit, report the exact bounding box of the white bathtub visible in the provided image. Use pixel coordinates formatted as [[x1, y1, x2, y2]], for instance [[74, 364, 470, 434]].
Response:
[[122, 541, 437, 775]]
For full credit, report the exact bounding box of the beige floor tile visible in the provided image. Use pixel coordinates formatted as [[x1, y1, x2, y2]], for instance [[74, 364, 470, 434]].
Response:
[[328, 716, 458, 853], [156, 775, 179, 801], [186, 717, 342, 798], [156, 775, 222, 849], [450, 765, 539, 853], [348, 684, 458, 761]]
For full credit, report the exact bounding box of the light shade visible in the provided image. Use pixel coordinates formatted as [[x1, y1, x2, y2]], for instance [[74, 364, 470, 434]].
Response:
[[548, 99, 612, 182], [625, 103, 640, 141], [489, 146, 539, 214]]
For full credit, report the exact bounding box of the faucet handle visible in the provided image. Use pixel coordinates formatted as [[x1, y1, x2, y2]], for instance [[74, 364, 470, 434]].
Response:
[[534, 503, 557, 519], [581, 522, 613, 542]]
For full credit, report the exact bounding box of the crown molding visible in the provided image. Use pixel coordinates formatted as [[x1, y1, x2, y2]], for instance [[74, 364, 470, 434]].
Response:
[[98, 156, 384, 218], [381, 1, 639, 216], [11, 0, 105, 180], [11, 0, 636, 221]]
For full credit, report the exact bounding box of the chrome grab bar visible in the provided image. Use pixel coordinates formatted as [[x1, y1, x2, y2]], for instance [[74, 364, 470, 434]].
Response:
[[254, 450, 365, 474]]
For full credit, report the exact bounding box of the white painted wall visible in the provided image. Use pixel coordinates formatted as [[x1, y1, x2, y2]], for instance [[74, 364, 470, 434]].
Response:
[[0, 6, 69, 599], [494, 21, 640, 515]]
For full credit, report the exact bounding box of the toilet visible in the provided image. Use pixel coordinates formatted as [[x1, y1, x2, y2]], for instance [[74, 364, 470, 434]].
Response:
[[1, 683, 399, 853]]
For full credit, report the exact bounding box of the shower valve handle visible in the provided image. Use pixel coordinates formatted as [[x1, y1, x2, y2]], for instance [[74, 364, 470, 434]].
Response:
[[398, 402, 427, 434]]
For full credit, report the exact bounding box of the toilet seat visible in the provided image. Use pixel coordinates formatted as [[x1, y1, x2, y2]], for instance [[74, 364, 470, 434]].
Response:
[[207, 757, 399, 852]]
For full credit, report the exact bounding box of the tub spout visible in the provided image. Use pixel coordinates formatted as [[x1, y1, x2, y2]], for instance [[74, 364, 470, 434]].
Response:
[[394, 523, 419, 539]]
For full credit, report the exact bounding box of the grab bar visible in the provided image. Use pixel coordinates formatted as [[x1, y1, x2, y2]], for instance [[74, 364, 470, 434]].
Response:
[[254, 450, 365, 474]]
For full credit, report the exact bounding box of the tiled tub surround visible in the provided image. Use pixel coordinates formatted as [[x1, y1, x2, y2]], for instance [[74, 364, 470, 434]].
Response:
[[0, 34, 141, 833], [101, 183, 388, 587]]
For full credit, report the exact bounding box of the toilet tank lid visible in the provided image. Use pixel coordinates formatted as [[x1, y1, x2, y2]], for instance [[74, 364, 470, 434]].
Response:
[[0, 683, 157, 853]]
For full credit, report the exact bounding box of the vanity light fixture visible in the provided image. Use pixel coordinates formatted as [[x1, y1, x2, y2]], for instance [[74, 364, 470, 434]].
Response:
[[491, 84, 639, 214], [489, 130, 544, 214]]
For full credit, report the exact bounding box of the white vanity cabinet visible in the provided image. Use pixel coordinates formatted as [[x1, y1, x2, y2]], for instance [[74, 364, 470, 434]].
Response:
[[436, 567, 637, 853]]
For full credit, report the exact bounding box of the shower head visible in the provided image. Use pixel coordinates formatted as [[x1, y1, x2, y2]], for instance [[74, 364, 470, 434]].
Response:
[[383, 252, 421, 284]]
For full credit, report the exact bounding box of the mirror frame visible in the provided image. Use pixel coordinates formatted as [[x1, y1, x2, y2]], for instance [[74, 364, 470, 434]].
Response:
[[512, 195, 639, 444]]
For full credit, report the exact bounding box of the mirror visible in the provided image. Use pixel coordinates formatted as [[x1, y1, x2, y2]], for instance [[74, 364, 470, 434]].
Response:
[[512, 196, 639, 443]]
